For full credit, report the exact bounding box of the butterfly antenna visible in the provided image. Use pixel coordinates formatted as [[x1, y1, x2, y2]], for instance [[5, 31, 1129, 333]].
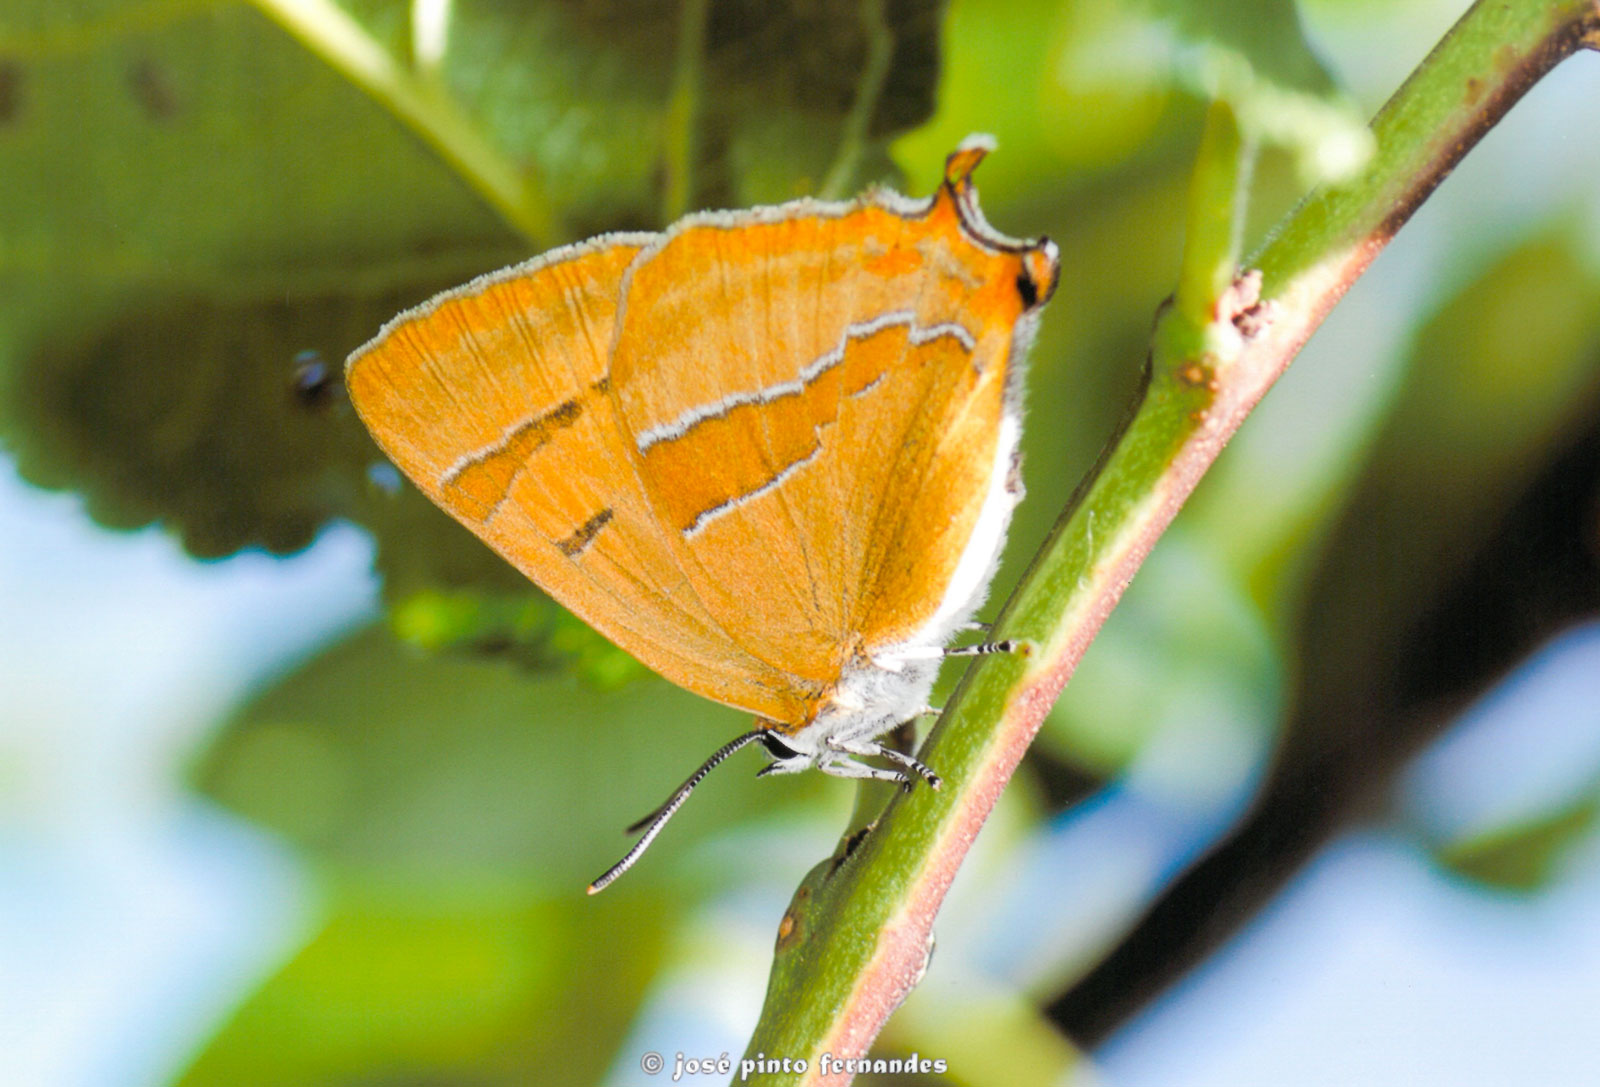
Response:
[[586, 728, 769, 894]]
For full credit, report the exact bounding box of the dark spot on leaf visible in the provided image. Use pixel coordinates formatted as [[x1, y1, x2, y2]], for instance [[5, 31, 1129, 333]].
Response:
[[128, 59, 178, 120], [290, 349, 339, 410], [0, 59, 22, 124]]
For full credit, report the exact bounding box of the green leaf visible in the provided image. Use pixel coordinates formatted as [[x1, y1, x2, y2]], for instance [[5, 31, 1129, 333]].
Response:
[[176, 890, 663, 1087], [1, 0, 944, 568], [5, 285, 489, 557], [899, 0, 1365, 204], [1145, 0, 1372, 179], [1139, 0, 1373, 181], [0, 0, 525, 557], [0, 3, 516, 287], [897, 0, 1180, 195], [1440, 791, 1600, 892]]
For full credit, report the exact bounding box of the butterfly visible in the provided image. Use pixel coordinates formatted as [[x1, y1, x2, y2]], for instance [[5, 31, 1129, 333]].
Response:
[[346, 135, 1058, 891]]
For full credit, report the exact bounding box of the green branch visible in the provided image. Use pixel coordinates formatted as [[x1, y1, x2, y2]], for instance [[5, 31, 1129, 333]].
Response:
[[1173, 100, 1252, 336], [661, 0, 711, 222], [741, 0, 1600, 1081]]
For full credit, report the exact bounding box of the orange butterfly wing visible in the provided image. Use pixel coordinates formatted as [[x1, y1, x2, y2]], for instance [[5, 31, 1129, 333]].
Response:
[[346, 237, 812, 722], [347, 144, 1057, 730]]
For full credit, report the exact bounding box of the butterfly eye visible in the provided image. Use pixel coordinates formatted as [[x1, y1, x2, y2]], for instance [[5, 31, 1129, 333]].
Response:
[[1016, 238, 1059, 311], [1016, 270, 1039, 309], [760, 733, 802, 760]]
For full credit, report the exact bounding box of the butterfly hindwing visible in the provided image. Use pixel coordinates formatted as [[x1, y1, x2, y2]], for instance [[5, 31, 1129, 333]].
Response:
[[606, 171, 1050, 682]]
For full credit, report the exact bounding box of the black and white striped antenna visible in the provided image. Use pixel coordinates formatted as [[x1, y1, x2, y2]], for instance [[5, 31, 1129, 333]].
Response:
[[587, 728, 768, 894]]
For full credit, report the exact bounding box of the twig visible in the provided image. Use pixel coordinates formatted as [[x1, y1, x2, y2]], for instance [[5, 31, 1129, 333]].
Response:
[[739, 1, 1600, 1082]]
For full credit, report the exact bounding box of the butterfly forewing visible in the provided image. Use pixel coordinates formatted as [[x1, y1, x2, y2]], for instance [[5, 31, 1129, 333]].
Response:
[[346, 238, 809, 723]]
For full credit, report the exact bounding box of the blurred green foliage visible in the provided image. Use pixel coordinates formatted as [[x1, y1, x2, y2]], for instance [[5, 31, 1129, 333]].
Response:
[[196, 626, 833, 892], [4, 0, 1599, 1084], [1440, 790, 1600, 892], [177, 890, 665, 1087]]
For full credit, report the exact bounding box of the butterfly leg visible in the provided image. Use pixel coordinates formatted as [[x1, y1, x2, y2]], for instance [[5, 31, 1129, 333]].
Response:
[[874, 639, 1024, 669], [827, 737, 942, 790], [755, 758, 810, 778], [816, 756, 911, 787], [941, 639, 1020, 658]]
